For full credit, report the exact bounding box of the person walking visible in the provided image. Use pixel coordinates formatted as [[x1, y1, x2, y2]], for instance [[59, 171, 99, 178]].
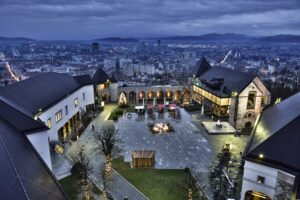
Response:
[[92, 125, 95, 132]]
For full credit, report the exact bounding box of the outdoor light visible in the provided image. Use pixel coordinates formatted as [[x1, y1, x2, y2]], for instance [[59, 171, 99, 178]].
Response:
[[231, 91, 238, 97], [259, 154, 264, 158]]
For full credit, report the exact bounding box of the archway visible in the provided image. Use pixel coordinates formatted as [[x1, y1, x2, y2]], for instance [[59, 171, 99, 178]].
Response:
[[183, 90, 191, 104], [102, 93, 110, 103], [245, 122, 252, 128], [156, 90, 164, 104], [138, 91, 145, 104], [174, 90, 181, 103], [243, 111, 256, 128], [245, 191, 272, 200], [147, 91, 155, 103], [166, 90, 173, 102], [129, 91, 137, 104]]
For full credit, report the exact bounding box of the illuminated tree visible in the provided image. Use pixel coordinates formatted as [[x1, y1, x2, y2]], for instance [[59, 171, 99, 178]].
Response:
[[118, 92, 128, 107], [94, 122, 120, 175]]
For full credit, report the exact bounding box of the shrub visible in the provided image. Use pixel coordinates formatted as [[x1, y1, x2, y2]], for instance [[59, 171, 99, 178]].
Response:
[[115, 109, 123, 115], [112, 115, 119, 121]]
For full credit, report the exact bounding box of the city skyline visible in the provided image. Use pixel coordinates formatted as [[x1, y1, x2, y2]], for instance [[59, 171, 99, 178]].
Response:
[[0, 0, 300, 40]]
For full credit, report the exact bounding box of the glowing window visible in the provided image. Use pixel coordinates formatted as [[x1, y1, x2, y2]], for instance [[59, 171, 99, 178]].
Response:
[[55, 110, 62, 123], [74, 98, 79, 107], [47, 118, 52, 128]]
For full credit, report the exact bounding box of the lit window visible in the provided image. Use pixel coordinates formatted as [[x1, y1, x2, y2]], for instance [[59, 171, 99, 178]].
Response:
[[74, 98, 78, 107], [247, 91, 256, 110], [83, 93, 85, 101], [47, 118, 52, 128], [55, 110, 62, 123], [257, 176, 265, 184], [65, 105, 68, 115]]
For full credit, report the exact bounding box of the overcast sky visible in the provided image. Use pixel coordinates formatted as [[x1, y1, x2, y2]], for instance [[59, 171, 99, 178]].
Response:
[[0, 0, 299, 40]]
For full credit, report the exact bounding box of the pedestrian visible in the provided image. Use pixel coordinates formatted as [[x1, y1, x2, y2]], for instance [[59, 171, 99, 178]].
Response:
[[92, 125, 94, 132], [124, 196, 128, 200]]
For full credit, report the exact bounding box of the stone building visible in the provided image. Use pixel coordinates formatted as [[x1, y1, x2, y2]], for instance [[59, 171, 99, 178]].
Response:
[[192, 58, 271, 129]]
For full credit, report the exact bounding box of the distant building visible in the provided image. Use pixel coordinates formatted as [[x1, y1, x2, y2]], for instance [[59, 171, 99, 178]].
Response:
[[241, 92, 300, 200], [192, 57, 271, 129], [90, 42, 99, 54]]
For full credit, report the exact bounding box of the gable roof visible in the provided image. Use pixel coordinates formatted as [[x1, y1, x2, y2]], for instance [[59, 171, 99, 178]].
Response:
[[74, 74, 92, 86], [0, 118, 68, 200], [200, 67, 256, 94], [0, 97, 48, 134], [245, 92, 300, 173], [92, 67, 110, 84], [193, 57, 212, 77], [246, 115, 300, 174], [0, 72, 90, 115]]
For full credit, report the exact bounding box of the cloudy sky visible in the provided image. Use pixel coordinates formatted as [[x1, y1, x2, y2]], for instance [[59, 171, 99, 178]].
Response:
[[0, 0, 299, 40]]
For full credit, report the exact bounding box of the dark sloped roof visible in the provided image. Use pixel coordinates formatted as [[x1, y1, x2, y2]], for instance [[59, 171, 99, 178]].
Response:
[[110, 75, 118, 83], [246, 115, 300, 173], [92, 68, 110, 84], [74, 74, 92, 86], [193, 57, 212, 77], [0, 72, 88, 115], [0, 97, 48, 134], [0, 118, 68, 200], [200, 67, 256, 94], [245, 92, 300, 173], [246, 92, 300, 153]]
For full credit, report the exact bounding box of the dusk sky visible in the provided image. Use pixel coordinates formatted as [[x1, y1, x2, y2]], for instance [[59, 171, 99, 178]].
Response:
[[0, 0, 300, 40]]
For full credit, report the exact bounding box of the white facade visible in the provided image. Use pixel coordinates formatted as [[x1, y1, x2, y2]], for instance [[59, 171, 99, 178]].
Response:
[[38, 84, 94, 141], [27, 130, 52, 170], [27, 84, 94, 170], [241, 160, 295, 200]]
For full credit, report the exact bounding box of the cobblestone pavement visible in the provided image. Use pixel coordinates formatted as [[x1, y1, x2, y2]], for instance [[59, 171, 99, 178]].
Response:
[[53, 106, 250, 200], [66, 104, 148, 200], [116, 109, 213, 172]]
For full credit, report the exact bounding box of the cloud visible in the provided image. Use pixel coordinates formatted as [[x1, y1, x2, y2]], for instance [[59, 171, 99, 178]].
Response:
[[0, 0, 299, 39]]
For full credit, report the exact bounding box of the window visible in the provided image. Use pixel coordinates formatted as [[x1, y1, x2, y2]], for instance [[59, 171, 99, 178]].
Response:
[[83, 93, 85, 101], [257, 176, 265, 184], [55, 110, 63, 123], [47, 118, 52, 128], [65, 105, 68, 115], [74, 98, 78, 107], [247, 91, 256, 110]]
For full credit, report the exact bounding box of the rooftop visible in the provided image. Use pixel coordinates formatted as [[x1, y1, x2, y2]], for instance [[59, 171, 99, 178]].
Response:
[[0, 72, 92, 115], [245, 92, 300, 174]]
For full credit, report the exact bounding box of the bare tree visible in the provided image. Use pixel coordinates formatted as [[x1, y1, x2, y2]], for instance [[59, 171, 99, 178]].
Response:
[[94, 122, 120, 175], [182, 169, 208, 200], [70, 145, 93, 200]]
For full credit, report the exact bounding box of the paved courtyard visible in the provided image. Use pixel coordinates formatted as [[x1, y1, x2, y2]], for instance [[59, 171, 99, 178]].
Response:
[[53, 105, 250, 200], [116, 108, 213, 172]]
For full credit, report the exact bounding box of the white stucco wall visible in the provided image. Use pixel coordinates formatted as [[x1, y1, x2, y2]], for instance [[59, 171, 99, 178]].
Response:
[[241, 160, 295, 200], [27, 130, 52, 170], [38, 84, 94, 141], [109, 83, 118, 102]]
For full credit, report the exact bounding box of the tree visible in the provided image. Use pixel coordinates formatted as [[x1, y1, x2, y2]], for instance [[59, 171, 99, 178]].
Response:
[[94, 122, 120, 175], [182, 169, 208, 200], [118, 92, 128, 107], [70, 145, 93, 200]]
